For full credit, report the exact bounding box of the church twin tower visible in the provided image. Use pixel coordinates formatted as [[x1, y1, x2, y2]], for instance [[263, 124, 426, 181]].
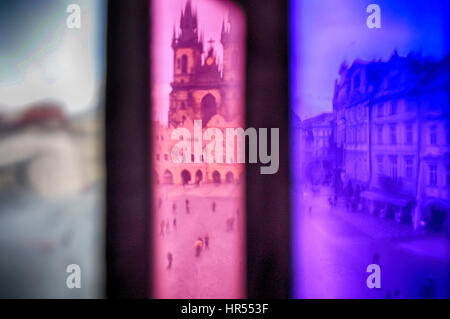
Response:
[[169, 1, 243, 128]]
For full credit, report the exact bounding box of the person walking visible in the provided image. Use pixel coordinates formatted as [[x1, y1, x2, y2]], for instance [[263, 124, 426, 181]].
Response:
[[384, 290, 392, 299], [172, 202, 176, 214], [212, 201, 216, 213], [393, 289, 402, 299], [173, 218, 177, 230], [420, 276, 437, 299], [185, 199, 190, 214], [204, 235, 209, 249], [194, 237, 203, 257], [160, 220, 165, 236], [167, 252, 173, 270], [372, 252, 380, 265], [345, 180, 353, 211], [226, 217, 235, 232], [328, 196, 334, 207], [354, 185, 361, 211]]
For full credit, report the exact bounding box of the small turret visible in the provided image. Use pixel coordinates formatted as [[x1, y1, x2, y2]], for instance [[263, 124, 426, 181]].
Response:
[[171, 25, 177, 48]]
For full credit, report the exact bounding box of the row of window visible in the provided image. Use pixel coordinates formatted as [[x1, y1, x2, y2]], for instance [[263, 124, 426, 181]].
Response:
[[375, 123, 450, 145], [376, 154, 414, 179], [312, 128, 332, 137], [156, 153, 233, 163], [428, 164, 450, 187], [342, 98, 412, 124], [342, 98, 445, 127], [375, 123, 412, 145], [351, 71, 404, 92], [312, 137, 329, 148], [155, 135, 204, 142], [156, 154, 169, 161], [374, 99, 416, 118], [428, 125, 450, 146], [345, 124, 367, 144], [376, 154, 450, 187], [345, 106, 368, 124], [156, 154, 207, 162], [156, 154, 206, 161]]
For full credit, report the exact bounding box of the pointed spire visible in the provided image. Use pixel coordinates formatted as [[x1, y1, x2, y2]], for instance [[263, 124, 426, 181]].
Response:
[[221, 16, 229, 45], [179, 0, 198, 43], [181, 0, 196, 28], [193, 3, 198, 20], [185, 0, 192, 17], [171, 25, 177, 47]]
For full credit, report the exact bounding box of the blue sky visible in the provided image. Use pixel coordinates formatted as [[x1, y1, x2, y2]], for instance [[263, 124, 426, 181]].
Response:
[[290, 0, 450, 120]]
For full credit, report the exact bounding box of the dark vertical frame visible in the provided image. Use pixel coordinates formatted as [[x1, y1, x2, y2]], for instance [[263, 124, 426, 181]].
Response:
[[105, 0, 152, 298], [105, 0, 289, 299], [239, 0, 291, 298]]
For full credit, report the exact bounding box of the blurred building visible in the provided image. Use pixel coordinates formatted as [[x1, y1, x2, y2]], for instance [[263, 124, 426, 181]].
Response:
[[300, 112, 334, 184], [168, 1, 243, 127], [414, 54, 450, 230], [330, 52, 449, 231], [364, 53, 428, 221], [333, 60, 374, 187], [0, 101, 103, 197]]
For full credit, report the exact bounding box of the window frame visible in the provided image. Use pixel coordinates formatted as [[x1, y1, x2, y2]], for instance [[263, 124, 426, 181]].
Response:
[[106, 0, 290, 299]]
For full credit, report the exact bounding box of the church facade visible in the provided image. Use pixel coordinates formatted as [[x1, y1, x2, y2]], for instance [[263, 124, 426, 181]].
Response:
[[168, 1, 243, 128], [153, 1, 244, 185]]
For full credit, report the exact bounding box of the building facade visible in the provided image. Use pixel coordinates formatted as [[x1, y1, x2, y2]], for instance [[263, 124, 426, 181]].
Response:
[[330, 52, 449, 231], [333, 60, 372, 188], [300, 112, 335, 184], [168, 2, 243, 128], [414, 55, 450, 230], [153, 2, 244, 186]]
